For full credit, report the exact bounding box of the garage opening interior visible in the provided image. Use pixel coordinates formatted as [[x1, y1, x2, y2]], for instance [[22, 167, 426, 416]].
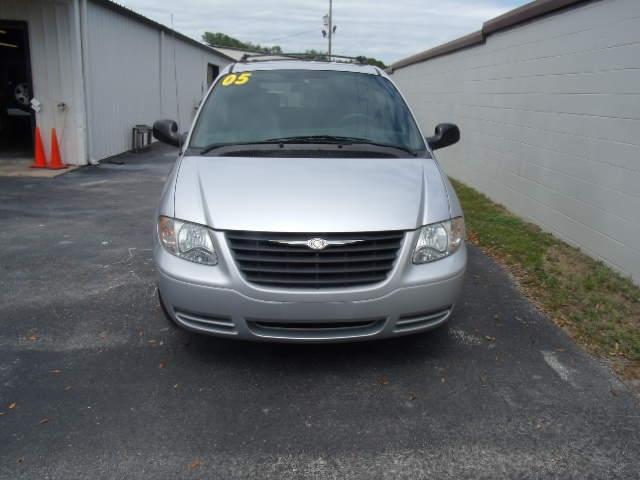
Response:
[[0, 21, 33, 166]]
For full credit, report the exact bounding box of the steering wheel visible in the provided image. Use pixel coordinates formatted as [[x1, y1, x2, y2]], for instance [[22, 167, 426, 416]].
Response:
[[336, 112, 374, 127]]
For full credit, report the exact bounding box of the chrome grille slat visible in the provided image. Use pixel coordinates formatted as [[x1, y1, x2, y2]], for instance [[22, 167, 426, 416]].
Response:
[[234, 252, 399, 263], [228, 241, 401, 254], [244, 273, 389, 285], [226, 230, 404, 289], [239, 264, 391, 274], [226, 232, 402, 242]]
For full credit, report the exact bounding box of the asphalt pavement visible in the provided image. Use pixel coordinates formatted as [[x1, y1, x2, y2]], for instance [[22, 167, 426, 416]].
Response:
[[1, 145, 639, 479]]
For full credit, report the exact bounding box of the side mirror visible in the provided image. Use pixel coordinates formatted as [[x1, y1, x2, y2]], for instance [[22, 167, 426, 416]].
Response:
[[153, 119, 183, 147], [426, 123, 460, 150]]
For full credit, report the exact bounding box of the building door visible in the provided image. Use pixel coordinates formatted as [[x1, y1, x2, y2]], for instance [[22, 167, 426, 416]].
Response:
[[207, 63, 219, 87], [0, 20, 34, 162]]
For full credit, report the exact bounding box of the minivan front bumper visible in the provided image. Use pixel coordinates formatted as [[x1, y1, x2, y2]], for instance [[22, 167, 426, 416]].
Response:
[[155, 230, 466, 342]]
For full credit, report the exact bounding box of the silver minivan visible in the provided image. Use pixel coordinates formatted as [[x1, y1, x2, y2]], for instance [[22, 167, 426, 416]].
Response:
[[153, 58, 466, 342]]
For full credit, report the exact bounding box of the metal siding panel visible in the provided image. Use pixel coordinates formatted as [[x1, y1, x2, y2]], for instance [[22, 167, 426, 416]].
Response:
[[86, 1, 161, 160], [86, 0, 230, 160], [392, 0, 640, 283]]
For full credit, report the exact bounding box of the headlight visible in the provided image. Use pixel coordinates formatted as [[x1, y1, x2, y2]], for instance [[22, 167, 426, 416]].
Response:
[[412, 217, 465, 264], [158, 216, 218, 265]]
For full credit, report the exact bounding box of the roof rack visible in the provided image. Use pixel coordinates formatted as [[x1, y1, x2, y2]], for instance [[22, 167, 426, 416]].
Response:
[[239, 53, 369, 65]]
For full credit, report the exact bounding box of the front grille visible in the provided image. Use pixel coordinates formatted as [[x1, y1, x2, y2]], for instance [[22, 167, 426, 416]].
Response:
[[246, 318, 386, 340], [226, 230, 405, 289]]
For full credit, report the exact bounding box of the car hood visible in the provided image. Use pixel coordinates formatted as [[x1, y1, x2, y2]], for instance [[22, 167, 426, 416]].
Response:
[[173, 155, 451, 232]]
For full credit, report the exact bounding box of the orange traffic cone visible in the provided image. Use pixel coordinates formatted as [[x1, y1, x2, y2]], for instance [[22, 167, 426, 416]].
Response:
[[30, 126, 47, 169], [48, 128, 67, 170]]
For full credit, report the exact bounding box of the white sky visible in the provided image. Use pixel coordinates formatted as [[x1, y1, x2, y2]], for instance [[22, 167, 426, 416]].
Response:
[[118, 0, 528, 64]]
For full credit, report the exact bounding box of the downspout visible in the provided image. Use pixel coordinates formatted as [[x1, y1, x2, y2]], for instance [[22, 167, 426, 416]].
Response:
[[159, 30, 164, 117], [70, 0, 88, 165], [78, 0, 96, 164]]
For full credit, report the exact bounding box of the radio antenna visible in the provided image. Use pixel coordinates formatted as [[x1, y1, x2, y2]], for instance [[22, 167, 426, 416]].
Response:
[[170, 14, 183, 151]]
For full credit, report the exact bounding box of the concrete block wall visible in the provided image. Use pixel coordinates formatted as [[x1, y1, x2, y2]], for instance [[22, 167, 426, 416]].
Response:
[[391, 0, 640, 283]]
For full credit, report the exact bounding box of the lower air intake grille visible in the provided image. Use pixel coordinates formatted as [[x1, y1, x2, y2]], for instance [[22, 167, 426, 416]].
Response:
[[226, 230, 405, 289]]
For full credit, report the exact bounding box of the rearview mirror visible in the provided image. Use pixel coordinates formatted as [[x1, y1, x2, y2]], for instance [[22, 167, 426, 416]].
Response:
[[426, 123, 460, 150], [153, 119, 184, 147]]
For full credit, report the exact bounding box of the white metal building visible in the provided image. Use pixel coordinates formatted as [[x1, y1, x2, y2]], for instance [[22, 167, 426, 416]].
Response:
[[0, 0, 233, 166], [389, 0, 640, 284]]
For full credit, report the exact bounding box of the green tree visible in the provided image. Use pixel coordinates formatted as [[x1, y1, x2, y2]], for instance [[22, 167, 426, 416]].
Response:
[[304, 51, 386, 68], [355, 56, 387, 69], [202, 32, 246, 49], [202, 32, 387, 68], [202, 32, 281, 54], [301, 49, 328, 61]]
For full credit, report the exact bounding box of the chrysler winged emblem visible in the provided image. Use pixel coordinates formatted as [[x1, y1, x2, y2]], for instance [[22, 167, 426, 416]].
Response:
[[307, 238, 329, 250], [269, 237, 364, 250]]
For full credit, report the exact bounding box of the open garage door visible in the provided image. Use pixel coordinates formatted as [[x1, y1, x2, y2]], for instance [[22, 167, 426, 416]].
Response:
[[0, 20, 34, 167]]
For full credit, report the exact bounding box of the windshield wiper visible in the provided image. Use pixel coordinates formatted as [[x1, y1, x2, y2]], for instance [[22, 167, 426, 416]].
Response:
[[264, 135, 358, 144], [199, 140, 281, 155], [199, 136, 349, 154], [264, 136, 418, 156], [199, 136, 418, 156]]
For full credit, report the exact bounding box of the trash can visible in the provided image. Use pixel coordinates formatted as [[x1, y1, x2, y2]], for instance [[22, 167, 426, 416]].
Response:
[[131, 125, 152, 153]]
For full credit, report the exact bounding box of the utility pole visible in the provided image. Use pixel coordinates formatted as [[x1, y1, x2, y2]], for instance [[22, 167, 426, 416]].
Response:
[[322, 0, 336, 59], [328, 0, 333, 58]]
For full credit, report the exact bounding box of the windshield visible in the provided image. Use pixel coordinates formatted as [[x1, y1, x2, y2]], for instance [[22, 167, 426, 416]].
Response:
[[189, 69, 426, 153]]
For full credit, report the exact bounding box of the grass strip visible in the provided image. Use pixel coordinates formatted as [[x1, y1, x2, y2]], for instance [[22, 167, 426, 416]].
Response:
[[451, 178, 640, 380]]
